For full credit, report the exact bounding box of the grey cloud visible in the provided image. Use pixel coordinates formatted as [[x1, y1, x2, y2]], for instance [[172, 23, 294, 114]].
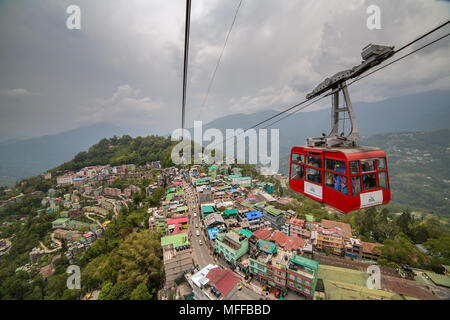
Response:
[[0, 0, 448, 140]]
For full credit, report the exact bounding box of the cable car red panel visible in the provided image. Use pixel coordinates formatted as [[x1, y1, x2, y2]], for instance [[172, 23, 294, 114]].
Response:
[[289, 146, 391, 213]]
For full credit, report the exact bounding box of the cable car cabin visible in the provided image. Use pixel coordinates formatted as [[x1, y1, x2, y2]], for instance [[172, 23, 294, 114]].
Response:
[[289, 146, 390, 213]]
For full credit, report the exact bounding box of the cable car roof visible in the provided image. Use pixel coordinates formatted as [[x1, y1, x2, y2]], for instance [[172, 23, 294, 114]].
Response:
[[293, 145, 382, 155]]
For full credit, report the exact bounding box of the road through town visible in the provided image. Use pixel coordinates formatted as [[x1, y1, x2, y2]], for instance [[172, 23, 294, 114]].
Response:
[[183, 181, 261, 300]]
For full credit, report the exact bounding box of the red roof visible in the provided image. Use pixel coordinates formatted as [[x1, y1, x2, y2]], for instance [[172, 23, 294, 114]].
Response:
[[289, 218, 304, 227], [321, 219, 352, 239], [166, 217, 188, 225], [270, 231, 289, 248], [206, 267, 239, 297], [253, 228, 272, 240], [284, 236, 305, 251], [171, 223, 187, 235]]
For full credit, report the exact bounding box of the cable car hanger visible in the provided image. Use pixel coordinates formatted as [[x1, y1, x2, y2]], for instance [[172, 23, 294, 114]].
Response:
[[305, 44, 394, 149]]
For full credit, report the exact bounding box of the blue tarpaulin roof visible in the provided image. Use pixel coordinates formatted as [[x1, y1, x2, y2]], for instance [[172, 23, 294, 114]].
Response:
[[208, 227, 220, 240]]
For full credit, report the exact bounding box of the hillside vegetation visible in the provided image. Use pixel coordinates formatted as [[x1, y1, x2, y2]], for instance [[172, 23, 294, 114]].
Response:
[[362, 129, 450, 216], [56, 135, 177, 172]]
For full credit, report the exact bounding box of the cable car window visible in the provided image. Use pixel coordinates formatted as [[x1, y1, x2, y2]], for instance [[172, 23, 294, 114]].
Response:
[[290, 164, 304, 180], [349, 161, 360, 174], [306, 167, 322, 184], [361, 160, 375, 172], [325, 172, 348, 195], [362, 173, 377, 190], [325, 159, 346, 174], [292, 153, 304, 164], [306, 156, 322, 169], [378, 172, 388, 189], [376, 158, 386, 170], [351, 176, 361, 196]]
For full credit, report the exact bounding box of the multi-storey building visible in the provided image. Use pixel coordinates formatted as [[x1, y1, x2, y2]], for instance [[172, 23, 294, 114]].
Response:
[[57, 175, 73, 186], [289, 218, 312, 239], [262, 206, 285, 230], [315, 227, 344, 255], [161, 233, 193, 291], [344, 238, 363, 259], [248, 246, 319, 299], [104, 187, 122, 197], [214, 230, 249, 268]]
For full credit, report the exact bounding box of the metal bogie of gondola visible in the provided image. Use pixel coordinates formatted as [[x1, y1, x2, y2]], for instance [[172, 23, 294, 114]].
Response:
[[289, 43, 395, 213]]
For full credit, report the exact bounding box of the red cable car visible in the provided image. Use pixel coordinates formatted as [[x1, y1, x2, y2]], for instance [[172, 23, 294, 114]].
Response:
[[289, 146, 390, 213], [289, 45, 394, 213]]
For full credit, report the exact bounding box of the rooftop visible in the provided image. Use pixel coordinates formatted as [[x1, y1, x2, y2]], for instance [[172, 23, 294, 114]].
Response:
[[160, 233, 189, 248], [245, 211, 263, 220], [291, 253, 319, 271], [321, 219, 352, 238], [423, 271, 450, 288], [270, 231, 289, 247], [257, 239, 277, 254], [253, 228, 272, 240], [264, 206, 284, 217], [238, 229, 254, 238], [284, 236, 305, 251], [206, 267, 240, 297]]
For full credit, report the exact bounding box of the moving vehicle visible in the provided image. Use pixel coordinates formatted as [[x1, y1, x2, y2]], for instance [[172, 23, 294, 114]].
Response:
[[237, 283, 242, 290], [196, 230, 200, 237]]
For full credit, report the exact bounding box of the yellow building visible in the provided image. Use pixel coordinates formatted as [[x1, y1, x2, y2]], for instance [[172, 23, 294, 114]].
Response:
[[315, 227, 344, 255]]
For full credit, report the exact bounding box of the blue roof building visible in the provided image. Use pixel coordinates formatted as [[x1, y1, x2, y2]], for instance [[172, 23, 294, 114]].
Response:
[[208, 227, 220, 240], [246, 211, 263, 220]]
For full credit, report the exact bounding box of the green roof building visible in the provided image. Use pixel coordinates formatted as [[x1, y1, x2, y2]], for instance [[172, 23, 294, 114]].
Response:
[[238, 228, 254, 238], [161, 233, 189, 248], [202, 205, 215, 217], [423, 271, 450, 288], [223, 209, 238, 219], [214, 230, 249, 267]]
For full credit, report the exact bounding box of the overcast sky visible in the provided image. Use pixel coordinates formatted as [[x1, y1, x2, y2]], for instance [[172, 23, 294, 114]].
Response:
[[0, 0, 449, 140]]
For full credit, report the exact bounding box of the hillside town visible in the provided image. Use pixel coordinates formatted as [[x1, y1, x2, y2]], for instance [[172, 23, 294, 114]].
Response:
[[1, 160, 449, 301]]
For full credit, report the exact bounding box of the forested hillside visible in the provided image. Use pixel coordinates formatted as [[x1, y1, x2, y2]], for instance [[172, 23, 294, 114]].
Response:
[[362, 129, 450, 216], [56, 135, 177, 172]]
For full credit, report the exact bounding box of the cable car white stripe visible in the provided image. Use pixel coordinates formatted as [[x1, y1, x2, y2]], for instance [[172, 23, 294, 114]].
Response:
[[360, 190, 383, 208], [304, 181, 323, 200]]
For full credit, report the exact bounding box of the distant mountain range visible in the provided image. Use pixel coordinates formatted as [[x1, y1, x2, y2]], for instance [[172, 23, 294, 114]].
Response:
[[0, 89, 449, 186], [0, 123, 130, 185]]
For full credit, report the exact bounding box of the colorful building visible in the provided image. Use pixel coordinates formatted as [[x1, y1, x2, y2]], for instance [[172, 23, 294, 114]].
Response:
[[214, 230, 249, 267]]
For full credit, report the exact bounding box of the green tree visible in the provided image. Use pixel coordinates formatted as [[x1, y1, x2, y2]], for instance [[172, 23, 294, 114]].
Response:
[[424, 236, 450, 262], [130, 282, 152, 300], [97, 282, 113, 300], [107, 281, 131, 300]]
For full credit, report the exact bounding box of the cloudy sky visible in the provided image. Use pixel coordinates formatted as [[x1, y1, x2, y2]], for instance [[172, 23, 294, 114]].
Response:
[[0, 0, 449, 140]]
